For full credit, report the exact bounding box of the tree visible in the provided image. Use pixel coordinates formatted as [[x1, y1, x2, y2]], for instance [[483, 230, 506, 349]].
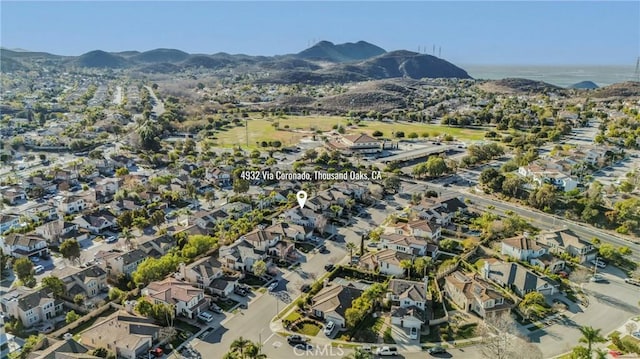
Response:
[[346, 242, 357, 261], [519, 292, 548, 320], [480, 168, 505, 193], [42, 276, 65, 297], [66, 310, 81, 324], [60, 239, 81, 263], [91, 348, 110, 358], [19, 335, 43, 359], [578, 326, 605, 358], [253, 260, 267, 277], [413, 257, 432, 278], [230, 336, 251, 358], [13, 257, 35, 287], [528, 184, 558, 211], [382, 175, 401, 193], [439, 239, 458, 252], [479, 315, 542, 359], [74, 294, 86, 306], [425, 156, 448, 177], [343, 349, 374, 359], [400, 259, 413, 279]]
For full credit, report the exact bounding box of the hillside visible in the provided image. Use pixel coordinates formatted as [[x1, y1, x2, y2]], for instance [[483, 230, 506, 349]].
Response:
[[569, 81, 599, 89], [354, 51, 471, 80], [592, 81, 640, 98], [133, 48, 190, 63], [75, 50, 128, 68], [479, 78, 563, 94], [296, 40, 386, 62]]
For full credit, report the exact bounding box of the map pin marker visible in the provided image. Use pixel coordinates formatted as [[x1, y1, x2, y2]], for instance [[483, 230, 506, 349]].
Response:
[[297, 190, 308, 209]]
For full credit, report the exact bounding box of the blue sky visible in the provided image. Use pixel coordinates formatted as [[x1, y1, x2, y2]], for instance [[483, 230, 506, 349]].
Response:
[[1, 1, 638, 65]]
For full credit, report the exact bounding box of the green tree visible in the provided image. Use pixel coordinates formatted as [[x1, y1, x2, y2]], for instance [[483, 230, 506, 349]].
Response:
[[480, 168, 505, 193], [253, 260, 267, 277], [13, 257, 35, 287], [413, 257, 432, 278], [91, 348, 110, 358], [425, 156, 448, 177], [230, 336, 252, 359], [42, 276, 65, 297], [66, 310, 81, 324], [346, 242, 357, 261], [439, 239, 458, 252], [74, 294, 86, 306], [400, 259, 413, 279], [60, 239, 81, 263], [383, 175, 401, 193], [578, 326, 605, 358]]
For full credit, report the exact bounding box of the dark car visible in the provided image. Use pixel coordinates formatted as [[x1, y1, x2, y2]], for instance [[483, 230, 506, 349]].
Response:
[[287, 335, 307, 345], [300, 284, 311, 293], [324, 264, 335, 271]]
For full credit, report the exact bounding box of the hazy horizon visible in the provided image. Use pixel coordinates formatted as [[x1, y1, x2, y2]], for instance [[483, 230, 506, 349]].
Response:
[[1, 1, 638, 66]]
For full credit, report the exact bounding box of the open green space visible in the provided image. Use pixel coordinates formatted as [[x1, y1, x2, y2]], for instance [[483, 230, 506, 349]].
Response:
[[211, 115, 486, 148]]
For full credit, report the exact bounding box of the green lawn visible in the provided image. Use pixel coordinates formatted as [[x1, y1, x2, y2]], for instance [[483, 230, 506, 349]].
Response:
[[453, 323, 478, 340], [284, 311, 303, 323], [383, 327, 396, 344], [211, 115, 486, 148], [214, 298, 239, 312], [293, 322, 322, 336]]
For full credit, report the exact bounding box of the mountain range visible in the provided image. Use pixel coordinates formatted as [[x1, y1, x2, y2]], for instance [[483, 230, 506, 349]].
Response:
[[0, 40, 472, 83]]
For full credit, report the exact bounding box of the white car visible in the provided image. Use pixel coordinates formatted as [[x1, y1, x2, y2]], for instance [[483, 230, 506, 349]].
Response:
[[375, 346, 398, 356], [30, 256, 40, 263], [268, 282, 278, 291], [324, 321, 335, 336], [409, 326, 418, 339], [105, 236, 118, 243], [197, 312, 214, 323], [34, 265, 45, 274]]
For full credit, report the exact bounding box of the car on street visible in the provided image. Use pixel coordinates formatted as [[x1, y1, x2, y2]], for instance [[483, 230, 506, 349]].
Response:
[[268, 282, 279, 291], [105, 236, 118, 243], [34, 265, 45, 274], [300, 284, 311, 293], [287, 335, 307, 345], [324, 321, 335, 336], [375, 346, 398, 356], [324, 263, 335, 271], [427, 345, 446, 354], [590, 259, 607, 269], [197, 311, 214, 323], [624, 278, 640, 286], [590, 274, 605, 282]]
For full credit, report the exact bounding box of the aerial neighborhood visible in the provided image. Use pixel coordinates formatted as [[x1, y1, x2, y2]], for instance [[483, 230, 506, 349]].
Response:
[[1, 38, 639, 359]]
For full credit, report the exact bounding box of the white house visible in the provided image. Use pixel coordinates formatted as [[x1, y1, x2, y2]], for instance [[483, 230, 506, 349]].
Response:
[[142, 278, 209, 319], [358, 249, 412, 277], [0, 233, 48, 258]]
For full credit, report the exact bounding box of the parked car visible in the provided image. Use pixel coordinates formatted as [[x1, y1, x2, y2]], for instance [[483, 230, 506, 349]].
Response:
[[197, 311, 214, 323], [324, 263, 335, 271], [375, 346, 398, 356], [590, 259, 607, 269], [105, 236, 118, 243], [34, 265, 45, 274], [324, 321, 335, 336], [409, 326, 418, 339], [234, 287, 249, 296], [268, 282, 279, 291], [287, 334, 307, 345], [632, 331, 640, 339], [30, 256, 40, 263], [624, 278, 640, 286], [210, 305, 222, 314], [300, 284, 311, 293], [590, 274, 605, 282], [427, 345, 446, 354]]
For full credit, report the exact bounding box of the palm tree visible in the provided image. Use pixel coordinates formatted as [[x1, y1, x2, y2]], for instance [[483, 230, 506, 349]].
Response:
[[400, 259, 413, 279], [245, 343, 267, 359], [578, 326, 605, 357], [121, 228, 133, 250], [346, 242, 356, 261], [593, 348, 608, 359], [230, 336, 251, 359]]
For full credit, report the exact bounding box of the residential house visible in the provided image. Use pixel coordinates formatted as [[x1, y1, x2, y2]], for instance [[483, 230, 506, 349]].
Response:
[[0, 214, 21, 234], [209, 276, 239, 298], [206, 168, 231, 186], [142, 278, 208, 319], [332, 182, 370, 202], [266, 222, 313, 241], [384, 219, 442, 242], [501, 235, 565, 273], [220, 242, 268, 273], [280, 207, 328, 233], [0, 186, 26, 205], [536, 229, 597, 263], [138, 235, 177, 258], [390, 305, 427, 331], [73, 211, 116, 234], [80, 311, 160, 359], [178, 257, 224, 288], [0, 233, 48, 259], [55, 195, 86, 214], [310, 283, 365, 329], [102, 249, 147, 278], [387, 279, 430, 311], [413, 196, 468, 226], [1, 287, 64, 328], [482, 259, 558, 297], [23, 203, 57, 222], [27, 338, 98, 359], [517, 164, 579, 192], [35, 219, 82, 245], [358, 249, 413, 277], [379, 234, 438, 258], [54, 266, 108, 306], [443, 271, 512, 319]]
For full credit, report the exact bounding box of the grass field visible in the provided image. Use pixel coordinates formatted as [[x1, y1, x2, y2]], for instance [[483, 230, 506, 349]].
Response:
[[211, 115, 486, 148]]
